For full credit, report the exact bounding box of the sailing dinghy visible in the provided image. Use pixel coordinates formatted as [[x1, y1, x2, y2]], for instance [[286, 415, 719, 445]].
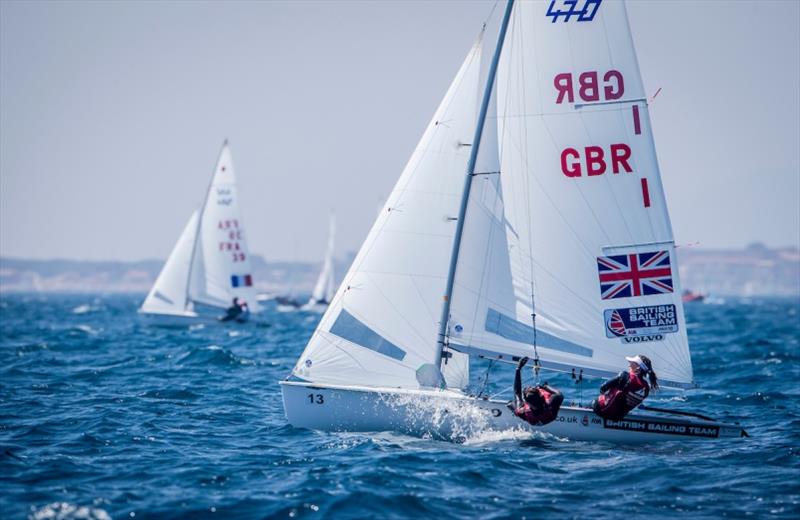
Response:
[[140, 141, 261, 325], [302, 213, 336, 312], [281, 0, 746, 442]]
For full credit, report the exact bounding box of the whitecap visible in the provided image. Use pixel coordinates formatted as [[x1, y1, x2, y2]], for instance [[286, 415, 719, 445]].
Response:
[[28, 502, 111, 520], [71, 304, 95, 314]]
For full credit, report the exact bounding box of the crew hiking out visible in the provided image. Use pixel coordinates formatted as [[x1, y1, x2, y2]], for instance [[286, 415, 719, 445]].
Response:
[[592, 354, 659, 420], [510, 357, 564, 426]]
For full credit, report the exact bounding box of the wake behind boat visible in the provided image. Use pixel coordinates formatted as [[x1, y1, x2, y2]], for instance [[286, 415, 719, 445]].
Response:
[[280, 0, 747, 442], [139, 141, 262, 325]]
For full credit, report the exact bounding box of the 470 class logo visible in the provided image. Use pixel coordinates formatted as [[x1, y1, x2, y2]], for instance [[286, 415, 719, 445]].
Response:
[[546, 0, 603, 23]]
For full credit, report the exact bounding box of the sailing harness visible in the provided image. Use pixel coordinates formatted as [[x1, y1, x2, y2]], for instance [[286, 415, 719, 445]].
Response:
[[594, 369, 650, 421]]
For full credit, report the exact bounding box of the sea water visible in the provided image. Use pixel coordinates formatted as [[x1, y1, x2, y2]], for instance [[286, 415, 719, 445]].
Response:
[[1, 294, 798, 519]]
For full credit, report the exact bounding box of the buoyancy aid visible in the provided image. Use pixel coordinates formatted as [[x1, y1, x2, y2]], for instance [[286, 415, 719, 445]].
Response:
[[596, 370, 649, 421], [514, 388, 559, 426]]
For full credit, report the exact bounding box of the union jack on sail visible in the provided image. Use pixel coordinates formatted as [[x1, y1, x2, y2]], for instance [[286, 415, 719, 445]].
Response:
[[597, 250, 673, 300]]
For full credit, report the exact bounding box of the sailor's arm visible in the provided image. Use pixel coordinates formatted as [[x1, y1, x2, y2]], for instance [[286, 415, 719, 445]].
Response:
[[600, 372, 627, 393], [514, 357, 529, 406]]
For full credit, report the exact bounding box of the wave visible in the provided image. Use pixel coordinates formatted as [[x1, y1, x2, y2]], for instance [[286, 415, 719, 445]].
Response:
[[176, 345, 256, 367]]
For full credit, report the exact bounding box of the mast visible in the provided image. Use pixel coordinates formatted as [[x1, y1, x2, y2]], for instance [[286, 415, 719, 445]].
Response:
[[435, 0, 515, 369], [185, 139, 229, 308]]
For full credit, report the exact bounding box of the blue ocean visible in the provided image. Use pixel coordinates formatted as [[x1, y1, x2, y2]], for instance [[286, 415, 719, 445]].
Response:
[[1, 294, 798, 519]]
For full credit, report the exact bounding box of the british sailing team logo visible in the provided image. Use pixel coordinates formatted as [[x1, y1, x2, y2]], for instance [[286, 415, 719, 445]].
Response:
[[603, 304, 679, 343], [546, 0, 603, 23]]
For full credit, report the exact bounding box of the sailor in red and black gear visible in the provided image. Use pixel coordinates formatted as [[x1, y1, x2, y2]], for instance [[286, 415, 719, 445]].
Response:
[[592, 354, 659, 421], [510, 357, 564, 426]]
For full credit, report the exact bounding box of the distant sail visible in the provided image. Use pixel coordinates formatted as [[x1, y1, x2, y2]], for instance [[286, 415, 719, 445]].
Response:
[[141, 141, 259, 319], [140, 211, 199, 317], [291, 39, 483, 390], [308, 213, 336, 306], [188, 142, 259, 311]]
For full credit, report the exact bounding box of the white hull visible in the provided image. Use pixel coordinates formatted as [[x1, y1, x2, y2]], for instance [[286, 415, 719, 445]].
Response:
[[138, 306, 266, 327], [281, 381, 746, 443], [138, 310, 202, 327], [300, 302, 328, 314]]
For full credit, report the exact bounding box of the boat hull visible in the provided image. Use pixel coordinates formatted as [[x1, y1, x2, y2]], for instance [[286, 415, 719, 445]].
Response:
[[138, 307, 266, 327], [280, 381, 746, 443]]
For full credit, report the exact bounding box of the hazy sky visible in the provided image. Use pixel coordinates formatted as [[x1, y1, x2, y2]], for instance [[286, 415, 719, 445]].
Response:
[[1, 0, 798, 262]]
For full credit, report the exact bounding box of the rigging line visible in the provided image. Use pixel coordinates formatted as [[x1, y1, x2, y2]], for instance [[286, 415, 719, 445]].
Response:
[[489, 386, 512, 400], [514, 7, 540, 380], [483, 0, 501, 28], [477, 359, 495, 398]]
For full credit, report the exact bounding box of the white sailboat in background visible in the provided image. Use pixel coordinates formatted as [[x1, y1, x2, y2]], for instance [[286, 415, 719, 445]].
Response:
[[302, 213, 336, 312], [139, 141, 260, 324], [281, 0, 746, 442]]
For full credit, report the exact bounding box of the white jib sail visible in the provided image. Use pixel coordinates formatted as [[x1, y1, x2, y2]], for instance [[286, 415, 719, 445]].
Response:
[[291, 39, 483, 390], [308, 213, 336, 305], [188, 142, 259, 311], [140, 211, 199, 316], [451, 0, 692, 387]]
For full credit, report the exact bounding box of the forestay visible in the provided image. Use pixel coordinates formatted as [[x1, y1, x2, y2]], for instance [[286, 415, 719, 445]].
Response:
[[140, 211, 199, 316], [188, 143, 259, 310], [448, 0, 693, 388], [291, 40, 484, 390]]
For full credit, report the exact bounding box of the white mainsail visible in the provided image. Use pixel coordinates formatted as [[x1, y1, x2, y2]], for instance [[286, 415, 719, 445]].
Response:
[[291, 39, 483, 390], [308, 214, 336, 306], [448, 0, 693, 388], [141, 141, 259, 318], [188, 142, 259, 310], [140, 211, 199, 317]]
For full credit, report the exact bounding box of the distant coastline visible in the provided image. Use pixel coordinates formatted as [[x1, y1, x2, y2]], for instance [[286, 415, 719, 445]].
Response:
[[1, 244, 797, 297]]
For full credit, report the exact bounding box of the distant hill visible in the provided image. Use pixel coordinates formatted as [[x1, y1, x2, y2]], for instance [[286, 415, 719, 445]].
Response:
[[0, 254, 355, 296], [677, 243, 799, 297], [1, 244, 797, 297]]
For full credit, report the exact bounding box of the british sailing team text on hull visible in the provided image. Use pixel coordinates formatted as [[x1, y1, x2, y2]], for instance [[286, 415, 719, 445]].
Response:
[[280, 0, 747, 442]]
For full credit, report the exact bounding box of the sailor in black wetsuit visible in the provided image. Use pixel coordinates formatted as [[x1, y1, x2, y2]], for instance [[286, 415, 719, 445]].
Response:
[[219, 297, 244, 322], [509, 357, 564, 426]]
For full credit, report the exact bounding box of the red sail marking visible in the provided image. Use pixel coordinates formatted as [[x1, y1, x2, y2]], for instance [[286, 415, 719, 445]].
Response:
[[641, 178, 651, 208], [632, 105, 641, 135]]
